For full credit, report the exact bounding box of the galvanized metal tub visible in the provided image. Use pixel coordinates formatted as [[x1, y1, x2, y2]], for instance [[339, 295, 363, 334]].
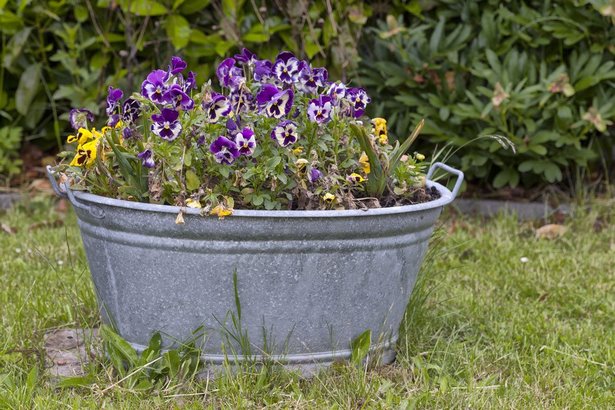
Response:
[[47, 163, 463, 368]]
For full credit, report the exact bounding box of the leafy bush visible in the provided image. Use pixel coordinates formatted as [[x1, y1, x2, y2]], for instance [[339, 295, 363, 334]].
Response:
[[360, 0, 615, 188], [0, 127, 22, 182], [0, 0, 371, 176]]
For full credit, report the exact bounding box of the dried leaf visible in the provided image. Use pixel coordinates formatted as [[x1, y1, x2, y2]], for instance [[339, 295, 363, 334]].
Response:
[[28, 220, 64, 231], [210, 204, 232, 218], [175, 210, 185, 225], [535, 224, 567, 239], [1, 223, 16, 235]]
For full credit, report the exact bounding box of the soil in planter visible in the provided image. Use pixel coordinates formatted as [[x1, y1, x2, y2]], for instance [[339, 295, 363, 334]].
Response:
[[285, 185, 440, 210]]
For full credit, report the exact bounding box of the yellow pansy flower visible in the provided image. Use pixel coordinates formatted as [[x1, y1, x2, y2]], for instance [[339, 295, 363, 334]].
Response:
[[359, 152, 370, 174], [292, 146, 304, 155], [67, 128, 93, 145], [415, 153, 425, 161], [186, 198, 202, 208], [322, 192, 336, 203], [69, 139, 99, 167], [347, 173, 365, 183], [371, 117, 388, 145], [295, 158, 308, 168]]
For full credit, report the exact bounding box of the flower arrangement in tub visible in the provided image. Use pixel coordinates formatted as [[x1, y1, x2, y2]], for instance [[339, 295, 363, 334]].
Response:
[[58, 51, 432, 214]]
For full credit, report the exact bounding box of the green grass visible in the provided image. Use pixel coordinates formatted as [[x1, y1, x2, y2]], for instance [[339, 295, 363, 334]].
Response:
[[1, 195, 613, 409]]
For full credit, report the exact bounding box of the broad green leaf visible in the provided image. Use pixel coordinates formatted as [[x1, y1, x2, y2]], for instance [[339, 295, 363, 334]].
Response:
[[185, 170, 200, 190], [350, 329, 371, 366], [179, 0, 210, 14], [15, 64, 41, 116], [2, 27, 32, 69], [118, 0, 167, 16], [166, 15, 191, 49]]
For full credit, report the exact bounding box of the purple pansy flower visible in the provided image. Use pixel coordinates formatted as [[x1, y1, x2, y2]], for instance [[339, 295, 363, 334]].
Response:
[[226, 118, 239, 135], [210, 136, 240, 165], [271, 120, 299, 147], [216, 58, 244, 90], [202, 92, 232, 123], [307, 95, 333, 124], [185, 71, 197, 91], [253, 59, 273, 82], [346, 87, 371, 117], [122, 127, 135, 139], [234, 48, 256, 65], [107, 114, 120, 128], [151, 108, 182, 141], [308, 167, 322, 183], [122, 98, 141, 124], [106, 86, 123, 115], [69, 108, 94, 130], [163, 84, 195, 110], [256, 84, 294, 118], [326, 81, 347, 102], [299, 66, 328, 94], [229, 88, 254, 113], [272, 51, 303, 84], [234, 127, 256, 156], [137, 149, 155, 168], [169, 56, 187, 75], [141, 69, 170, 104]]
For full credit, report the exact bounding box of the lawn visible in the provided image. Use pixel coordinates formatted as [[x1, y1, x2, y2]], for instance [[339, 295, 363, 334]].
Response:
[[1, 195, 613, 408]]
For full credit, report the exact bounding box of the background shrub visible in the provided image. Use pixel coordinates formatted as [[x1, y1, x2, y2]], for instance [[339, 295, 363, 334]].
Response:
[[0, 0, 370, 182], [1, 0, 614, 190], [360, 0, 615, 189]]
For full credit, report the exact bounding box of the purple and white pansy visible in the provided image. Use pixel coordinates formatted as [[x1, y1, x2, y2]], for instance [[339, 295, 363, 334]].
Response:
[[163, 84, 195, 110], [326, 81, 347, 102], [210, 136, 240, 165], [141, 69, 170, 104], [203, 92, 232, 123], [234, 127, 256, 156], [216, 58, 244, 90], [169, 56, 187, 75], [271, 120, 299, 147], [122, 98, 141, 124], [346, 88, 371, 117], [151, 108, 182, 141], [256, 84, 294, 118], [299, 65, 328, 94], [69, 108, 94, 130], [137, 149, 155, 168], [106, 86, 123, 116], [307, 95, 333, 124], [272, 51, 303, 84]]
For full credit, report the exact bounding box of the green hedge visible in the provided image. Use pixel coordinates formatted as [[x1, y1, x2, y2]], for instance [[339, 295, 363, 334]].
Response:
[[0, 0, 371, 181], [1, 0, 614, 189], [360, 0, 615, 188]]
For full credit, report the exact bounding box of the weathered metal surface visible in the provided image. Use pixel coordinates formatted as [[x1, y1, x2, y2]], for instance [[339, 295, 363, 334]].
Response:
[[47, 163, 462, 368]]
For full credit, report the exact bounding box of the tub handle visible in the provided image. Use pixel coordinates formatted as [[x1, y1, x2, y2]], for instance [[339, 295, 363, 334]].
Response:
[[46, 165, 68, 199], [426, 162, 464, 199], [60, 182, 105, 219]]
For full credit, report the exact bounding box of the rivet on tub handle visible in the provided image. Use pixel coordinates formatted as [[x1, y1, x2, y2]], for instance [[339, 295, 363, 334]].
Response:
[[426, 162, 464, 200]]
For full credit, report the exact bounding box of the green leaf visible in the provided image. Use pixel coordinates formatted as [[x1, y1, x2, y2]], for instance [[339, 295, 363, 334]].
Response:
[[2, 27, 32, 70], [350, 329, 371, 366], [101, 325, 139, 366], [185, 170, 200, 190], [166, 15, 192, 49], [15, 64, 41, 116], [117, 0, 167, 16], [57, 375, 96, 388], [179, 0, 211, 14]]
